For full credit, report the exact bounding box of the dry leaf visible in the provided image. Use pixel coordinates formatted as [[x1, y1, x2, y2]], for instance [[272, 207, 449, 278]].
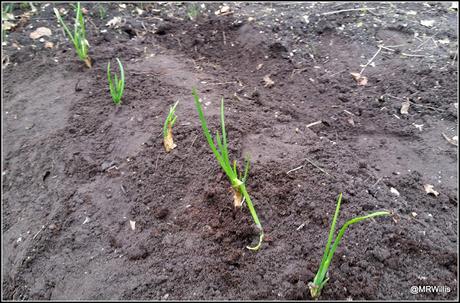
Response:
[[129, 220, 136, 230], [400, 100, 411, 115], [424, 184, 439, 196], [350, 72, 368, 86], [442, 133, 458, 146], [215, 5, 232, 16], [44, 41, 54, 48], [2, 21, 16, 31], [106, 16, 122, 28], [30, 27, 52, 39], [420, 20, 435, 27], [263, 75, 275, 88]]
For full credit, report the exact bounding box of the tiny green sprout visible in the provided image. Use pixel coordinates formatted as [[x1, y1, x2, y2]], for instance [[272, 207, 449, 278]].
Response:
[[107, 58, 125, 106], [309, 193, 391, 299], [187, 4, 199, 21], [98, 4, 107, 20], [163, 101, 179, 152], [53, 3, 91, 68], [192, 88, 264, 251]]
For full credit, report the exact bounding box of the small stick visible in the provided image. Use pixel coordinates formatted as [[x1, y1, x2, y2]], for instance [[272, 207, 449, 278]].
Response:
[[287, 165, 304, 174], [320, 7, 377, 16], [223, 31, 226, 45], [343, 110, 355, 116], [304, 157, 330, 176], [189, 135, 198, 149], [120, 184, 126, 195], [401, 52, 426, 57], [328, 69, 346, 78], [451, 48, 458, 66], [306, 120, 323, 128], [32, 226, 45, 239], [371, 176, 383, 188], [360, 46, 382, 75], [155, 153, 160, 170]]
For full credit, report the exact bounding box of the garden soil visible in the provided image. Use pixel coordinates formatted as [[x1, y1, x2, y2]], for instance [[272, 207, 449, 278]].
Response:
[[2, 2, 458, 300]]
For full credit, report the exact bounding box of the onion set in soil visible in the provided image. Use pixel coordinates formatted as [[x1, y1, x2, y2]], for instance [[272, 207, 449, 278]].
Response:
[[163, 101, 179, 152], [107, 58, 125, 106], [308, 193, 391, 299], [53, 2, 92, 68], [192, 88, 264, 251]]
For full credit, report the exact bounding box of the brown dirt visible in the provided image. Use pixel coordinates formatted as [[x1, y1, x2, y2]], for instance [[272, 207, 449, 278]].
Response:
[[2, 2, 458, 300]]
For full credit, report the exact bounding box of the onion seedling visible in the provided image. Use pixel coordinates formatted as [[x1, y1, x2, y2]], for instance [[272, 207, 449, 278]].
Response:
[[53, 3, 91, 68], [192, 88, 264, 251], [309, 193, 391, 299], [107, 58, 125, 106], [163, 101, 179, 152]]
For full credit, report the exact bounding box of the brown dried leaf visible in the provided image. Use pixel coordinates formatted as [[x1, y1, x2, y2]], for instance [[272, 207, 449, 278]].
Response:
[[350, 72, 368, 86], [424, 184, 439, 196], [263, 75, 275, 88], [30, 27, 52, 39]]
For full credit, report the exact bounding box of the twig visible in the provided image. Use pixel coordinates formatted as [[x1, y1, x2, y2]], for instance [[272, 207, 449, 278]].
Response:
[[360, 46, 382, 75], [451, 48, 458, 66], [32, 226, 45, 240], [401, 52, 426, 57], [222, 31, 226, 46], [286, 165, 304, 174], [370, 176, 383, 188], [306, 120, 323, 128], [189, 135, 198, 149], [320, 7, 377, 16], [304, 157, 330, 176], [155, 153, 160, 171]]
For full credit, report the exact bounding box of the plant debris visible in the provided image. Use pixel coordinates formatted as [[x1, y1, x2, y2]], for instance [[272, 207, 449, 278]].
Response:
[[442, 133, 458, 146], [263, 75, 275, 87], [350, 72, 368, 86], [424, 184, 439, 196], [400, 100, 411, 115], [30, 27, 52, 40]]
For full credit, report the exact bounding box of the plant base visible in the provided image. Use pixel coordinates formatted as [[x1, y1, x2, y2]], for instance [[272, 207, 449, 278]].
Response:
[[83, 57, 92, 68], [308, 282, 321, 299], [232, 187, 243, 208], [164, 126, 177, 152]]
